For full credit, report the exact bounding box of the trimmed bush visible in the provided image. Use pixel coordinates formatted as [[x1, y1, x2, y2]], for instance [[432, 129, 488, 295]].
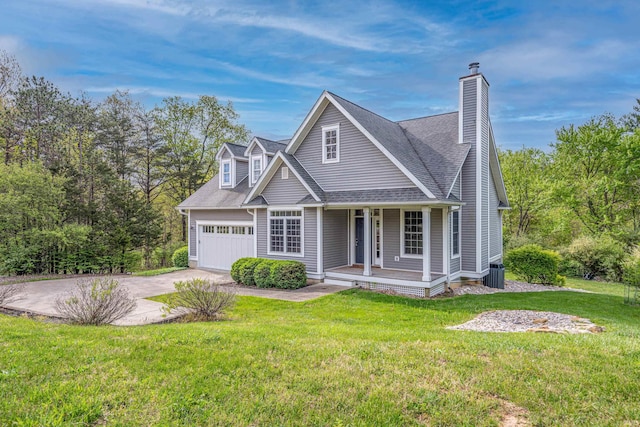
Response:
[[55, 278, 137, 325], [270, 260, 307, 289], [239, 258, 264, 286], [566, 235, 626, 281], [171, 246, 189, 268], [254, 260, 277, 288], [504, 244, 564, 286], [163, 277, 236, 321], [230, 257, 251, 283]]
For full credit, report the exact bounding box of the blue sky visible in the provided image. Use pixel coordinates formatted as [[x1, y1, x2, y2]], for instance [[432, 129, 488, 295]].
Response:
[[1, 0, 638, 150]]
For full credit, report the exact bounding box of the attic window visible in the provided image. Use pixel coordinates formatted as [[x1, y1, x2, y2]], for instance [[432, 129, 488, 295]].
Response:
[[221, 160, 231, 186], [281, 167, 289, 180], [322, 124, 340, 164], [251, 156, 262, 184]]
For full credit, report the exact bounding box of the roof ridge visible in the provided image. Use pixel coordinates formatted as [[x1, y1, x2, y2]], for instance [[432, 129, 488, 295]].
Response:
[[397, 111, 458, 123], [326, 91, 399, 126]]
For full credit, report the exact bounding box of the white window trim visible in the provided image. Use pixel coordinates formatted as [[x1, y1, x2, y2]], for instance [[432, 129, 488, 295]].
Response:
[[267, 208, 304, 258], [220, 159, 232, 187], [400, 209, 423, 259], [250, 155, 262, 185], [451, 209, 461, 259], [321, 124, 340, 164]]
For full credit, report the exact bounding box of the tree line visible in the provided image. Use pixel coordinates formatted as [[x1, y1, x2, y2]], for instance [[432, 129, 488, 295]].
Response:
[[500, 101, 640, 281], [0, 51, 247, 274]]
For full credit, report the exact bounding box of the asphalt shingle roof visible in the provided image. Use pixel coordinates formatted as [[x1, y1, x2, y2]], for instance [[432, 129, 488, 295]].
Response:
[[177, 175, 249, 208], [255, 137, 288, 154], [398, 113, 470, 197], [225, 142, 249, 158]]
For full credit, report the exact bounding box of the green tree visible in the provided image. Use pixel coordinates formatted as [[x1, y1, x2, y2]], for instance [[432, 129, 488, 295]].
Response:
[[155, 95, 248, 240], [500, 147, 552, 238], [552, 114, 640, 239]]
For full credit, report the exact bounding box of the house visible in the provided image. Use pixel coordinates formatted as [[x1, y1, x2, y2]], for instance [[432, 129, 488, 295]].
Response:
[[177, 63, 509, 297]]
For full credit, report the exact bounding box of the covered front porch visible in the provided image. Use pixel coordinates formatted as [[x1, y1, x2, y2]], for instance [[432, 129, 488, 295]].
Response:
[[320, 204, 460, 297], [325, 265, 447, 297]]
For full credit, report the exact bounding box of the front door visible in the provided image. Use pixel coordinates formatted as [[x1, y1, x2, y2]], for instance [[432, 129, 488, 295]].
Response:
[[355, 217, 364, 264]]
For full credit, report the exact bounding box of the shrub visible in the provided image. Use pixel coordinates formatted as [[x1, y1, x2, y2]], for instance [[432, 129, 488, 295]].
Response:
[[558, 256, 583, 278], [254, 260, 277, 288], [171, 246, 189, 268], [504, 244, 564, 286], [230, 257, 252, 284], [55, 278, 137, 325], [239, 258, 263, 286], [164, 278, 236, 321], [270, 260, 307, 289], [566, 235, 626, 281], [0, 283, 24, 306]]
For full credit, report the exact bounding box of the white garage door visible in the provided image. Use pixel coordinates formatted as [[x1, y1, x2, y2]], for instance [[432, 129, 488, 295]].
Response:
[[198, 223, 254, 270]]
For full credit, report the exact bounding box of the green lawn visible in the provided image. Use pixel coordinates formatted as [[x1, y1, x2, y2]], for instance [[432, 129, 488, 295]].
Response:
[[1, 288, 639, 426], [132, 267, 187, 277], [506, 271, 627, 297]]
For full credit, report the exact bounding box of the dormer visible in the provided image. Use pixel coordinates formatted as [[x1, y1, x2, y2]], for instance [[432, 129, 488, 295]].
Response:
[[215, 143, 249, 189], [244, 137, 288, 187]]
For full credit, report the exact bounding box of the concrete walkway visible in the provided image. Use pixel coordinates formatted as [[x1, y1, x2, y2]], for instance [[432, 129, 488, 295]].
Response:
[[2, 269, 346, 326]]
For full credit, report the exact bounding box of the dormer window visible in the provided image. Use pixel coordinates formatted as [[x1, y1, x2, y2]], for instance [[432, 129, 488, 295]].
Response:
[[221, 160, 231, 186], [251, 156, 262, 184], [322, 124, 340, 164]]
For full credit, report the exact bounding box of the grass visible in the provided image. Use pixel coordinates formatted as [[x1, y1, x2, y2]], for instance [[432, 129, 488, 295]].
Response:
[[506, 271, 626, 297], [1, 288, 639, 426], [132, 267, 187, 277]]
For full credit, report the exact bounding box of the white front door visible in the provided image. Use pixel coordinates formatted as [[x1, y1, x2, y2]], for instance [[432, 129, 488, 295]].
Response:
[[199, 224, 254, 270]]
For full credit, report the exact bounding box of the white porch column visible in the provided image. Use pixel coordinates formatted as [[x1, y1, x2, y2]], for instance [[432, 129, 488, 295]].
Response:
[[442, 207, 450, 283], [422, 207, 432, 282], [363, 207, 372, 276]]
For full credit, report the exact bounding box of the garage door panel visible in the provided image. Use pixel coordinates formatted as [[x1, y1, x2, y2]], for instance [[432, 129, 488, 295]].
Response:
[[199, 224, 254, 270]]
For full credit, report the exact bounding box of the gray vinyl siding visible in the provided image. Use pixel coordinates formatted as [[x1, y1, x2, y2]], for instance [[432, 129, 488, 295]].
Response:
[[450, 172, 461, 199], [480, 81, 489, 271], [430, 208, 443, 273], [188, 209, 253, 257], [450, 256, 460, 274], [490, 176, 502, 259], [256, 208, 317, 272], [460, 79, 478, 272], [462, 80, 477, 144], [383, 209, 421, 271], [460, 154, 477, 272], [294, 104, 415, 191], [220, 149, 231, 160], [250, 144, 263, 156], [381, 208, 441, 273], [261, 164, 310, 205], [235, 160, 248, 185], [323, 209, 349, 269]]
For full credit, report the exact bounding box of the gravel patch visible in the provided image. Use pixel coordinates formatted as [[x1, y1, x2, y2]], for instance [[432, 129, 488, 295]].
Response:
[[452, 280, 588, 296], [448, 310, 604, 334]]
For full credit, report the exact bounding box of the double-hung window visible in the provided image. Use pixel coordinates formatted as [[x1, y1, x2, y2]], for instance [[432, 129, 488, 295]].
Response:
[[451, 210, 460, 257], [269, 210, 303, 255], [251, 157, 262, 184], [402, 210, 423, 257], [221, 160, 231, 186], [322, 124, 339, 164]]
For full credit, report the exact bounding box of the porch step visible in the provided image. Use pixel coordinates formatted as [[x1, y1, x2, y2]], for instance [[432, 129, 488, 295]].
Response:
[[323, 278, 355, 287]]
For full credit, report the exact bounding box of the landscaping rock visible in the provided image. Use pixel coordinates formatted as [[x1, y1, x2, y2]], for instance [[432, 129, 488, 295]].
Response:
[[448, 310, 603, 334]]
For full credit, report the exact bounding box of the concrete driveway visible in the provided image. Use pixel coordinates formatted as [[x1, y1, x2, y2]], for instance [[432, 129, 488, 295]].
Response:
[[2, 269, 345, 326]]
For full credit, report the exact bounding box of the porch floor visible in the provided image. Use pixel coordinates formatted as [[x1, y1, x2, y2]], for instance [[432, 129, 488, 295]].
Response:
[[326, 265, 445, 282]]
